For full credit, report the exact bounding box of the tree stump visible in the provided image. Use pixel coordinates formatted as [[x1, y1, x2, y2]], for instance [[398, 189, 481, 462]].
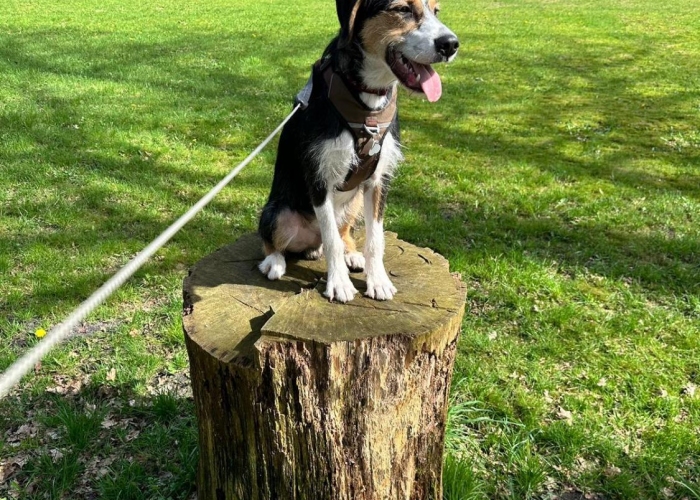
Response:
[[183, 232, 465, 500]]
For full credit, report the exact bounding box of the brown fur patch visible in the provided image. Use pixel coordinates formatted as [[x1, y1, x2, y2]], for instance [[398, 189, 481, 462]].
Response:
[[340, 224, 357, 253], [409, 0, 425, 17], [428, 0, 440, 12], [372, 185, 383, 221], [360, 11, 418, 58], [340, 190, 364, 252], [263, 240, 275, 256], [347, 1, 363, 40]]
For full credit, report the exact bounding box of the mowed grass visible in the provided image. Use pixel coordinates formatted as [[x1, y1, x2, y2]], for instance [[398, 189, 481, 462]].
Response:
[[1, 0, 699, 498]]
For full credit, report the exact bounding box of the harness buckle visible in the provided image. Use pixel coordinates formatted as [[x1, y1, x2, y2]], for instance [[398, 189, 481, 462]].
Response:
[[362, 123, 380, 137]]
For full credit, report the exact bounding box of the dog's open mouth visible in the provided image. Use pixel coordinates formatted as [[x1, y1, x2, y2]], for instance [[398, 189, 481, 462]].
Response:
[[386, 48, 442, 102]]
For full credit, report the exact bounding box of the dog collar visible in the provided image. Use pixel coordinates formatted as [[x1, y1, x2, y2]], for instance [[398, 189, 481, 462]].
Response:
[[342, 73, 391, 96], [316, 60, 397, 192]]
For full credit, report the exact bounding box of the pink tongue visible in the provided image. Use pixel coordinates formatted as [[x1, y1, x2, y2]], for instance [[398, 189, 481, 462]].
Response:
[[416, 64, 442, 102]]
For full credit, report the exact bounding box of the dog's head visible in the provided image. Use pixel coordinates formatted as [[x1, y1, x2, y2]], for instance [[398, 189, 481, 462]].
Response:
[[335, 0, 459, 102]]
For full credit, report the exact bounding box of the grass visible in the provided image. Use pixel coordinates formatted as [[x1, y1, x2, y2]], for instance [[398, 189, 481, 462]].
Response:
[[1, 0, 699, 498]]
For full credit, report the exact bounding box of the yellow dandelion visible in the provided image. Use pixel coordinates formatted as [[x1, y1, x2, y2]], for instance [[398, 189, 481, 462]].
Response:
[[35, 328, 47, 338]]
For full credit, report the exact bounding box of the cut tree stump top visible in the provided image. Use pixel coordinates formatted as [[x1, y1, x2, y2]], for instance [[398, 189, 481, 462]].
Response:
[[183, 232, 465, 366]]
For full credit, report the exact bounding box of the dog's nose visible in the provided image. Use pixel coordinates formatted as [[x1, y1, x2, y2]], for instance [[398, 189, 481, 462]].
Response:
[[435, 34, 459, 59]]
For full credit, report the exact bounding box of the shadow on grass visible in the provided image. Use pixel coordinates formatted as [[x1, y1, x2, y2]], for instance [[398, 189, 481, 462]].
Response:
[[394, 31, 698, 296], [0, 377, 197, 500], [2, 27, 696, 313], [419, 47, 700, 195], [0, 28, 325, 314]]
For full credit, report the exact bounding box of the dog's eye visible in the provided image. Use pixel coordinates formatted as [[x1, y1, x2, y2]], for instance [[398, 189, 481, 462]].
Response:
[[394, 6, 413, 14], [434, 7, 441, 16]]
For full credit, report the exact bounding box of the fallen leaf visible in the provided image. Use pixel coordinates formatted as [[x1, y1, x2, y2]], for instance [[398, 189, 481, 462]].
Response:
[[101, 416, 118, 429], [125, 429, 140, 442], [46, 375, 85, 397], [12, 455, 30, 468], [597, 377, 607, 387], [681, 383, 696, 398], [543, 390, 554, 403], [604, 465, 621, 477], [8, 423, 39, 445], [556, 406, 573, 423], [0, 453, 30, 482], [106, 368, 117, 382]]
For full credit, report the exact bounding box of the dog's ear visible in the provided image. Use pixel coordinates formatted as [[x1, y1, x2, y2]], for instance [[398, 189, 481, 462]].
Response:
[[336, 0, 363, 46]]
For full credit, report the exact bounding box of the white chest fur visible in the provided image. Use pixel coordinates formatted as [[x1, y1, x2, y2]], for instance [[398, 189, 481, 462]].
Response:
[[312, 131, 403, 190]]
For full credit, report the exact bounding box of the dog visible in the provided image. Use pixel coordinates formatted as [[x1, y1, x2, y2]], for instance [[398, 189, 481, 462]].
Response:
[[258, 0, 459, 303]]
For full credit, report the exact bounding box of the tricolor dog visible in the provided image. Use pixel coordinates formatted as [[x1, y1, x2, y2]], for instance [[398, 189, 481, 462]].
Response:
[[258, 0, 459, 302]]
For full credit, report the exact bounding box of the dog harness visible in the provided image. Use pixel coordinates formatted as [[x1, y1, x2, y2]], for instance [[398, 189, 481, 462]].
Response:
[[297, 60, 398, 192]]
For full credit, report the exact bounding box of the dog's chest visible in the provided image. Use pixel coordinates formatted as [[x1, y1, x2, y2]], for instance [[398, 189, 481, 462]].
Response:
[[313, 129, 401, 191]]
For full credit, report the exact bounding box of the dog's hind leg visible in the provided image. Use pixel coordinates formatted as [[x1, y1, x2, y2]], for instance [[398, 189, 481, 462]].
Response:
[[259, 208, 323, 280], [258, 204, 288, 280], [259, 241, 287, 281], [304, 245, 323, 260]]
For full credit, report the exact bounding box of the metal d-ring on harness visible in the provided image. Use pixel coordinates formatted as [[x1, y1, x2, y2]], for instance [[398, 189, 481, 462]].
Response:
[[296, 59, 398, 193]]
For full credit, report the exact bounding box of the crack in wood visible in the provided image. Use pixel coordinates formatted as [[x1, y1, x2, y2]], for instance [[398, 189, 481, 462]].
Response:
[[340, 301, 407, 314], [230, 295, 267, 315], [417, 253, 433, 265], [398, 299, 460, 313]]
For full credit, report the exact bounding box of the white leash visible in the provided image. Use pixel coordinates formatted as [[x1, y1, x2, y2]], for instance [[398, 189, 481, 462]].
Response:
[[0, 104, 301, 400]]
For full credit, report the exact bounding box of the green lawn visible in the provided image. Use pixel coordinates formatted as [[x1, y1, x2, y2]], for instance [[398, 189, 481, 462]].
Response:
[[1, 0, 699, 498]]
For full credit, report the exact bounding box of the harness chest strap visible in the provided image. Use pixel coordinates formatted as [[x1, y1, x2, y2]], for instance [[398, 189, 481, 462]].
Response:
[[320, 63, 397, 192]]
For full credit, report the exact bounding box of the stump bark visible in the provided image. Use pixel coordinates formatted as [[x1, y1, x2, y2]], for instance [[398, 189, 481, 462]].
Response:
[[183, 232, 465, 500]]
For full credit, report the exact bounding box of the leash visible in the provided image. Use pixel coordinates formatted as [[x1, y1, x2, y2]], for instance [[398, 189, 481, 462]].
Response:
[[0, 103, 301, 400]]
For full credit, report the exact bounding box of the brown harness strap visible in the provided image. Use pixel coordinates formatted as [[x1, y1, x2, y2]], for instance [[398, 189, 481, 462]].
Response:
[[319, 63, 397, 192]]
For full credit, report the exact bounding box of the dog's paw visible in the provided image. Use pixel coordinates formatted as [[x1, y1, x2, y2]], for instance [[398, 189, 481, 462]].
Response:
[[365, 273, 397, 301], [304, 245, 324, 261], [324, 273, 358, 303], [344, 251, 365, 272], [258, 253, 286, 280]]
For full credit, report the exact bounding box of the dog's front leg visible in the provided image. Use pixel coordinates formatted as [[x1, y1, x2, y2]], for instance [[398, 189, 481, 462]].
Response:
[[314, 196, 358, 303], [363, 183, 397, 300]]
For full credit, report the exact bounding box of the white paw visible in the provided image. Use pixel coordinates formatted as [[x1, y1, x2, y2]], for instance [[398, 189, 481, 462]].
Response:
[[305, 245, 323, 260], [365, 273, 397, 301], [324, 272, 358, 303], [344, 251, 365, 272], [258, 253, 286, 280]]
